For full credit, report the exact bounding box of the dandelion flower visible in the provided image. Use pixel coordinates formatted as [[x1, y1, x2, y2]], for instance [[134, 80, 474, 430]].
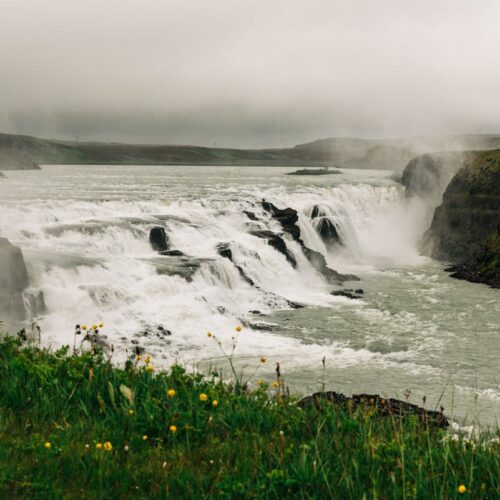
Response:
[[257, 378, 263, 385], [99, 322, 104, 328], [128, 409, 134, 415], [207, 332, 212, 337], [458, 485, 467, 494], [169, 425, 177, 433], [96, 443, 103, 449], [142, 435, 148, 441], [136, 355, 142, 361], [235, 325, 242, 332], [81, 324, 87, 330], [92, 324, 97, 330], [167, 389, 176, 397], [272, 381, 279, 388], [146, 364, 154, 372], [104, 442, 112, 451], [199, 393, 208, 402], [144, 355, 151, 364], [212, 400, 218, 407], [44, 442, 51, 449], [260, 357, 267, 363]]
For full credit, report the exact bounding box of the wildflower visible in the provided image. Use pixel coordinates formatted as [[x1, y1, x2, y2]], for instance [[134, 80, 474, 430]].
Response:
[[207, 331, 212, 337], [96, 443, 103, 449], [99, 322, 104, 328], [124, 445, 129, 452], [257, 378, 263, 385], [209, 459, 214, 465], [82, 324, 87, 330], [199, 393, 208, 402], [279, 430, 284, 436], [212, 400, 219, 407], [458, 485, 466, 494], [260, 357, 267, 363], [128, 409, 134, 415], [104, 442, 112, 451], [85, 444, 90, 449], [146, 364, 154, 372], [144, 355, 151, 364], [272, 381, 279, 388], [169, 425, 177, 433], [167, 389, 176, 397], [44, 442, 51, 449], [142, 435, 148, 441], [92, 324, 98, 330], [235, 325, 242, 332]]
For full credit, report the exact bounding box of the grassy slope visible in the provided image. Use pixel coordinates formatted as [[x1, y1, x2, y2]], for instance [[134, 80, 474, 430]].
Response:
[[0, 337, 499, 498]]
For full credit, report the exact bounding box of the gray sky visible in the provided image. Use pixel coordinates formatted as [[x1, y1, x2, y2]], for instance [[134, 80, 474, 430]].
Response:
[[1, 0, 500, 147]]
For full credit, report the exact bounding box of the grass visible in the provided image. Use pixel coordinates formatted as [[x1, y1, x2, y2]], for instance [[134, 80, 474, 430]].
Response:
[[0, 335, 499, 499]]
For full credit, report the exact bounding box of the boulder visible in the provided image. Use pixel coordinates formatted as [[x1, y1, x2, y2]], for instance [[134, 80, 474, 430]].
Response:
[[299, 391, 449, 429], [309, 205, 343, 247], [149, 226, 169, 252], [0, 238, 29, 322]]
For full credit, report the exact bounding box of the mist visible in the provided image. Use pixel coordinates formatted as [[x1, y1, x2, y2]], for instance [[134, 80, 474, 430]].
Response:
[[1, 0, 500, 147]]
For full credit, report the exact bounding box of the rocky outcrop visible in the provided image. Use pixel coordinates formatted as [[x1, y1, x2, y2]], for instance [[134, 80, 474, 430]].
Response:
[[250, 230, 297, 267], [299, 391, 449, 429], [216, 242, 255, 286], [310, 205, 343, 247], [262, 200, 358, 283], [0, 238, 29, 322], [424, 152, 500, 288], [149, 226, 169, 253], [401, 152, 464, 201]]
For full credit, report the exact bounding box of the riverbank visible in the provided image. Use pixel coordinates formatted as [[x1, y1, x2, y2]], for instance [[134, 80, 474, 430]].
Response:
[[0, 336, 498, 498]]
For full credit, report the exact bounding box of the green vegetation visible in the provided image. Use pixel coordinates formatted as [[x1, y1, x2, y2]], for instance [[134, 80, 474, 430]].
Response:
[[0, 335, 499, 498]]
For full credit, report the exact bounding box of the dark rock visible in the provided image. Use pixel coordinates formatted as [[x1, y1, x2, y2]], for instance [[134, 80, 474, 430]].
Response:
[[160, 249, 184, 256], [331, 289, 363, 299], [216, 242, 255, 286], [261, 200, 358, 283], [250, 230, 297, 267], [134, 345, 146, 355], [287, 168, 341, 176], [298, 391, 449, 429], [243, 210, 258, 221], [149, 226, 169, 252], [309, 205, 343, 246], [131, 340, 139, 345], [355, 289, 364, 294]]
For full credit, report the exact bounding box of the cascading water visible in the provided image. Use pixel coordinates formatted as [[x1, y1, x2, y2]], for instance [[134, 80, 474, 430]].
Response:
[[1, 165, 499, 423]]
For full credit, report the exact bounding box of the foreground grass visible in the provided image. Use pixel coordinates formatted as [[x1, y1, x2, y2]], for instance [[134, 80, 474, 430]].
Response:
[[0, 338, 499, 498]]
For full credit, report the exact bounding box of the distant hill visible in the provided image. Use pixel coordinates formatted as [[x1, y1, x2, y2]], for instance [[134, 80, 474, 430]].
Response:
[[2, 132, 500, 171]]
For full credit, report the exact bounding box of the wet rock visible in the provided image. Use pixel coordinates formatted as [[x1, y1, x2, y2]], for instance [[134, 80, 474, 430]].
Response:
[[298, 391, 449, 429], [261, 200, 301, 241], [355, 289, 364, 294], [149, 226, 169, 252], [331, 289, 363, 299], [243, 210, 258, 221], [309, 206, 343, 247], [0, 238, 30, 322], [150, 256, 201, 282], [304, 247, 359, 284], [250, 230, 297, 267], [216, 242, 255, 286], [160, 249, 184, 256]]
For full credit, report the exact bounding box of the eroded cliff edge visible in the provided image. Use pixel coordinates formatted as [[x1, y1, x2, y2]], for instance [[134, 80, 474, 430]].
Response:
[[416, 151, 500, 288]]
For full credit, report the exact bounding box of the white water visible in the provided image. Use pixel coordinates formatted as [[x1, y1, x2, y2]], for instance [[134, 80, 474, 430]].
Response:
[[1, 165, 499, 424]]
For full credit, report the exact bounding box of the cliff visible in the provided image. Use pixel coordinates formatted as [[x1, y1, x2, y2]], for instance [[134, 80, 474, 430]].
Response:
[[423, 151, 500, 288]]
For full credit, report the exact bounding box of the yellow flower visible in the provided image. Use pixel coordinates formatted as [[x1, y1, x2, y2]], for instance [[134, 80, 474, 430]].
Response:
[[167, 389, 176, 398], [144, 355, 151, 364], [257, 378, 263, 385], [235, 325, 242, 332], [458, 485, 467, 494], [169, 425, 177, 433], [81, 324, 87, 330], [99, 322, 104, 328], [128, 409, 134, 415], [44, 442, 51, 449], [92, 324, 97, 330], [260, 357, 267, 363], [199, 393, 208, 402], [104, 442, 112, 451], [146, 364, 154, 372], [142, 435, 148, 441], [212, 400, 219, 407], [136, 355, 142, 361], [207, 331, 212, 337], [272, 381, 279, 388], [96, 443, 103, 449]]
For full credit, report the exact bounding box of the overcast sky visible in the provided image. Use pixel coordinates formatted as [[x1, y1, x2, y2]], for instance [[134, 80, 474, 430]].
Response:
[[1, 0, 499, 147]]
